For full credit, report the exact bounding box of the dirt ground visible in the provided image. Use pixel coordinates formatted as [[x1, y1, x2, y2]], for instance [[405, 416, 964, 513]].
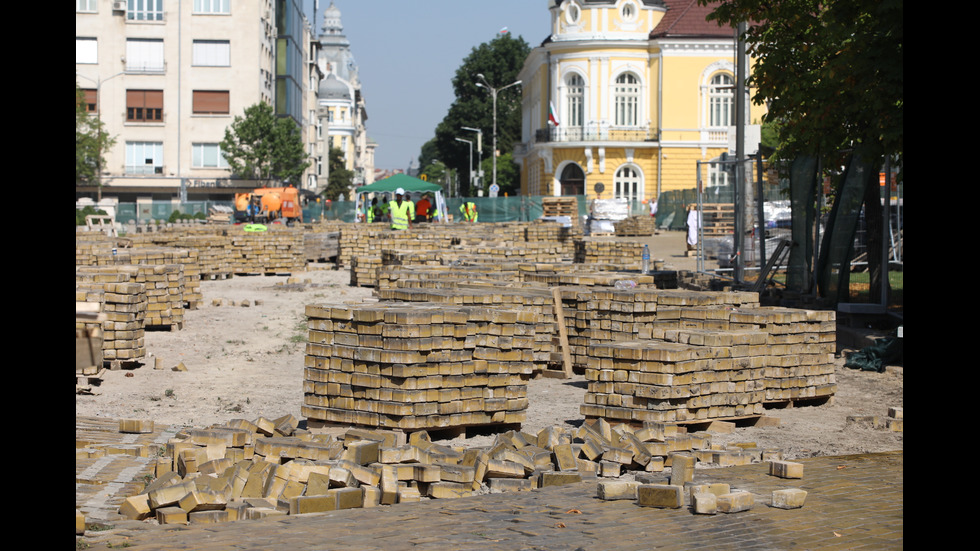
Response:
[[75, 230, 903, 460]]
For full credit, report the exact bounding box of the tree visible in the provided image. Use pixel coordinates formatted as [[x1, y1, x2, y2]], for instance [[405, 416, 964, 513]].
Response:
[[431, 34, 530, 196], [700, 0, 902, 303], [76, 84, 115, 187], [699, 0, 903, 168], [221, 102, 310, 184], [323, 147, 354, 201]]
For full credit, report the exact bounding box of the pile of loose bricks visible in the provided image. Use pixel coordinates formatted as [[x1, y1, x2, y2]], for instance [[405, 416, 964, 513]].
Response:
[[106, 413, 809, 525]]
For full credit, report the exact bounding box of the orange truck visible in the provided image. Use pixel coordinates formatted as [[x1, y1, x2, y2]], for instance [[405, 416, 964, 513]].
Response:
[[234, 187, 303, 224]]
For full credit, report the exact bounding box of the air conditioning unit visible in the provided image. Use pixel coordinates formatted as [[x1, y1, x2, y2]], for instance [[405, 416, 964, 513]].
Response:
[[112, 1, 127, 12]]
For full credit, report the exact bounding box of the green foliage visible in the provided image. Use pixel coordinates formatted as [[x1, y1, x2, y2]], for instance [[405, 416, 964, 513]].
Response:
[[431, 34, 530, 196], [700, 0, 903, 169], [76, 206, 107, 226], [167, 210, 207, 223], [323, 147, 354, 201], [75, 84, 115, 185], [220, 102, 310, 184], [481, 152, 520, 196]]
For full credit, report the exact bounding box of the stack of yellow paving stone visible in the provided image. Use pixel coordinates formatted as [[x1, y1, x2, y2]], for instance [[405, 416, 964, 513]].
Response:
[[227, 227, 306, 274], [77, 264, 183, 330], [302, 303, 538, 431], [76, 270, 148, 365], [614, 215, 658, 236], [374, 286, 558, 365], [726, 307, 838, 401], [581, 327, 769, 423], [574, 238, 647, 269]]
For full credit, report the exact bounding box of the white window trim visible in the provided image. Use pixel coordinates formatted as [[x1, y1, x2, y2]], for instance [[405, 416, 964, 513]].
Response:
[[611, 71, 642, 127], [613, 164, 644, 202]]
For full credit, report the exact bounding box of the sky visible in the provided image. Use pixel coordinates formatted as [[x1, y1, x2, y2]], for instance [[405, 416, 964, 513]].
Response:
[[304, 1, 552, 171]]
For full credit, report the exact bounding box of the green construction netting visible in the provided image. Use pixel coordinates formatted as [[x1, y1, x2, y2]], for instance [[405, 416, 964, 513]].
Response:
[[787, 156, 818, 293]]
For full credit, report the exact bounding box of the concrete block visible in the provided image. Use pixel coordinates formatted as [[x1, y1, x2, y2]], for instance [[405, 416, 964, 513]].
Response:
[[189, 510, 230, 524], [147, 479, 196, 509], [488, 478, 533, 492], [596, 480, 638, 501], [717, 491, 754, 513], [887, 407, 903, 419], [769, 460, 804, 479], [76, 509, 85, 535], [692, 491, 718, 514], [539, 472, 582, 487], [118, 494, 152, 520], [119, 419, 154, 434], [669, 453, 696, 485], [637, 484, 684, 508], [289, 494, 336, 515], [429, 482, 472, 499], [771, 488, 808, 509], [887, 418, 903, 432], [155, 506, 188, 525]]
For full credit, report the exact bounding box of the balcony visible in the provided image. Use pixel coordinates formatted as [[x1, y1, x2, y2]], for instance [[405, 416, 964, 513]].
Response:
[[534, 123, 658, 144]]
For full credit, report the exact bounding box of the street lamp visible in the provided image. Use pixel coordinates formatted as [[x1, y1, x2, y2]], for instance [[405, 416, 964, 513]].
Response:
[[475, 74, 521, 194], [454, 138, 473, 195], [461, 126, 483, 192], [77, 71, 125, 201]]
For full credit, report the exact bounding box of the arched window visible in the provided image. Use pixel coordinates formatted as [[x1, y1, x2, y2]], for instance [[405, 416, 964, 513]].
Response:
[[559, 163, 585, 196], [615, 73, 639, 126], [709, 73, 734, 127], [614, 165, 642, 202]]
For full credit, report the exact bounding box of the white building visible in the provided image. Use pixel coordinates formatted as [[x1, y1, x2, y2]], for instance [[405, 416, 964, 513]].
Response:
[[75, 0, 318, 202], [315, 1, 374, 194]]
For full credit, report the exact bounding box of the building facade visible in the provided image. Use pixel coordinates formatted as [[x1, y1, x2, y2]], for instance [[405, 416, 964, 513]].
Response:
[[315, 1, 374, 195], [76, 0, 318, 202], [514, 0, 765, 202]]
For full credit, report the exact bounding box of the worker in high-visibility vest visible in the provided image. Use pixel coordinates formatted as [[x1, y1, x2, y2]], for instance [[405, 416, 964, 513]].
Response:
[[364, 197, 375, 223], [460, 201, 478, 222], [388, 188, 413, 230]]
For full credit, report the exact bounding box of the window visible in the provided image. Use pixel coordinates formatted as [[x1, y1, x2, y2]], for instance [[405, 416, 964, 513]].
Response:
[[192, 144, 230, 169], [79, 89, 98, 114], [77, 0, 97, 12], [708, 159, 730, 188], [614, 166, 642, 202], [566, 74, 584, 128], [566, 2, 580, 24], [192, 91, 229, 114], [621, 1, 637, 21], [126, 141, 164, 174], [194, 0, 230, 14], [127, 90, 163, 122], [126, 39, 165, 72], [127, 0, 164, 21], [709, 73, 734, 127], [76, 38, 97, 64], [192, 40, 230, 66], [614, 73, 639, 126]]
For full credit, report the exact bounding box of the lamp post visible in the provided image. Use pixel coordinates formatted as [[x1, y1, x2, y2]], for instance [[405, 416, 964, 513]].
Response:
[[77, 71, 125, 201], [475, 74, 521, 194], [454, 138, 474, 195], [461, 126, 483, 192]]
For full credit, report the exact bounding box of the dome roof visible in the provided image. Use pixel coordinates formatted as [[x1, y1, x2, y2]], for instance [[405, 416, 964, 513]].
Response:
[[318, 72, 351, 100], [322, 1, 343, 35]]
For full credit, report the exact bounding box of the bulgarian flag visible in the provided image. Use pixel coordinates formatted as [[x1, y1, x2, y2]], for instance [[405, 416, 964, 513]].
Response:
[[548, 101, 560, 126]]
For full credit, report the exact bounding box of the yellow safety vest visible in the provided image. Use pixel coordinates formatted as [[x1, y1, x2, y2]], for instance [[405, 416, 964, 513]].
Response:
[[389, 200, 412, 230], [460, 202, 477, 222]]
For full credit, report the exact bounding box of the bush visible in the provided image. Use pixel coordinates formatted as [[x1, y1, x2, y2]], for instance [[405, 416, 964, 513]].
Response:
[[76, 206, 107, 226]]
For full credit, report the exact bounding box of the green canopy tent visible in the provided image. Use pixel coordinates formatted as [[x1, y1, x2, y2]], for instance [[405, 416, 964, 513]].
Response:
[[354, 173, 448, 223]]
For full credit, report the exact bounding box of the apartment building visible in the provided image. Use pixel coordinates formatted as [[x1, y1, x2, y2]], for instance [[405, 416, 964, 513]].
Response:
[[75, 0, 318, 202]]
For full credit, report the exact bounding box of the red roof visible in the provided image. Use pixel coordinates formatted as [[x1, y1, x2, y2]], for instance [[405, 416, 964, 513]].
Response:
[[651, 0, 734, 39]]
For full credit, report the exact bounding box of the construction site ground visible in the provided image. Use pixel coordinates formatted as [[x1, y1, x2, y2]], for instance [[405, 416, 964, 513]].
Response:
[[75, 229, 903, 549]]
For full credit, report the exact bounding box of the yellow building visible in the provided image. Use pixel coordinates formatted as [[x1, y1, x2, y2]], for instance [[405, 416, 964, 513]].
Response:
[[515, 0, 766, 204]]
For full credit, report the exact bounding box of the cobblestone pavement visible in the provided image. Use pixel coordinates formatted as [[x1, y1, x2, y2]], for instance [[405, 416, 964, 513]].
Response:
[[77, 451, 902, 550]]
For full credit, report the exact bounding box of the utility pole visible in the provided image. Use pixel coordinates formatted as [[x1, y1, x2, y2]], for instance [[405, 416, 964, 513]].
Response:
[[475, 74, 521, 195]]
